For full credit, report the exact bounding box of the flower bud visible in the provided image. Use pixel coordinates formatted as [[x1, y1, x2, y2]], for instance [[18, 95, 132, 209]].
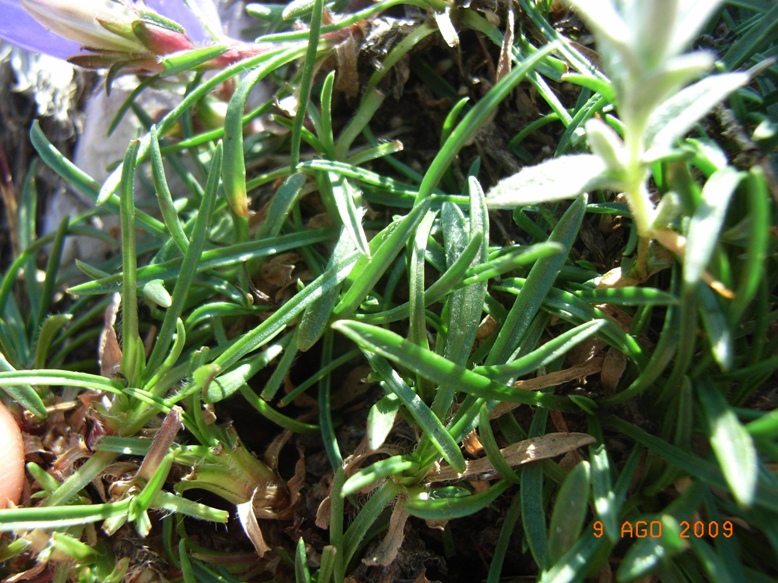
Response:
[[132, 20, 193, 55], [20, 0, 147, 53]]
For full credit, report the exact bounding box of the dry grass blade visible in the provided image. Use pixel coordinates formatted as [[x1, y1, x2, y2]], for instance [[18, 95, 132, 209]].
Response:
[[426, 432, 596, 483], [490, 357, 604, 418]]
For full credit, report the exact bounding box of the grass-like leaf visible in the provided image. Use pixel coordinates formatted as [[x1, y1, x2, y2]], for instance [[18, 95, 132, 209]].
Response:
[[403, 480, 510, 520], [697, 377, 758, 507], [684, 166, 743, 286], [365, 352, 466, 472], [333, 320, 573, 410], [547, 461, 591, 565]]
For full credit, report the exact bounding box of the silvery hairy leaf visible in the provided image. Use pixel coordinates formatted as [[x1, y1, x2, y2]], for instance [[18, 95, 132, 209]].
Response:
[[585, 118, 627, 175], [621, 52, 715, 126], [684, 166, 743, 286], [650, 191, 682, 230], [486, 155, 618, 208], [669, 0, 726, 58], [564, 0, 639, 78], [642, 72, 750, 162], [628, 0, 678, 70]]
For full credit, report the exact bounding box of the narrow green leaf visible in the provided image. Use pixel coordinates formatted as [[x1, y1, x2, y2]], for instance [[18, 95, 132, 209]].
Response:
[[538, 529, 608, 583], [179, 540, 196, 583], [697, 284, 733, 371], [0, 355, 47, 417], [607, 417, 778, 511], [724, 2, 778, 68], [359, 231, 483, 326], [486, 491, 522, 583], [158, 44, 228, 76], [261, 329, 300, 400], [334, 90, 385, 160], [331, 176, 370, 256], [487, 194, 586, 365], [0, 499, 132, 531], [461, 242, 564, 286], [145, 142, 223, 375], [257, 173, 307, 240], [206, 340, 287, 403], [403, 480, 510, 520], [342, 481, 403, 566], [34, 217, 68, 333], [418, 41, 558, 200], [522, 410, 548, 570], [330, 467, 346, 582], [342, 456, 417, 497], [290, 0, 323, 169], [119, 140, 143, 386], [238, 384, 319, 435], [478, 405, 519, 483], [697, 377, 758, 507], [150, 126, 189, 254], [685, 167, 743, 285], [474, 320, 606, 381], [573, 287, 678, 306], [297, 229, 358, 351], [334, 199, 431, 318], [318, 546, 336, 583], [142, 279, 172, 309], [34, 314, 72, 370], [335, 321, 572, 410], [367, 393, 400, 451], [68, 228, 339, 295], [409, 209, 437, 400], [318, 70, 336, 156], [547, 461, 591, 565], [688, 538, 736, 583], [730, 167, 770, 323], [365, 352, 466, 472], [295, 537, 311, 583], [561, 73, 615, 101], [443, 177, 489, 365], [588, 421, 620, 544], [617, 515, 686, 582]]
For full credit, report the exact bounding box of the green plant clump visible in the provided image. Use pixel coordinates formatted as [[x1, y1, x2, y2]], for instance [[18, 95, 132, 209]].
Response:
[[0, 0, 776, 581]]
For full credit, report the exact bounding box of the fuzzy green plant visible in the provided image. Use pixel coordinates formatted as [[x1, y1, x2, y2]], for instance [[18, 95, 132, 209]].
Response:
[[488, 0, 751, 283], [0, 0, 775, 581]]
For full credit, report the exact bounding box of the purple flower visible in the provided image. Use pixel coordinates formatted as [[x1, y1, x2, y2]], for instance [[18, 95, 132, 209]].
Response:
[[0, 0, 216, 61]]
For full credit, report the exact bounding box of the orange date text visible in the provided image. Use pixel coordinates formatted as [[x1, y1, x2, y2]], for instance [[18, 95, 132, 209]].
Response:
[[593, 520, 734, 539]]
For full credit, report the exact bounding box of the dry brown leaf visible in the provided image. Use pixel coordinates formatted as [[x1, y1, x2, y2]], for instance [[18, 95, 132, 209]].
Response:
[[260, 253, 300, 289], [4, 555, 47, 582], [462, 430, 484, 457], [264, 430, 293, 471], [425, 432, 596, 483], [98, 293, 122, 379], [316, 494, 331, 529], [601, 347, 628, 392], [495, 0, 514, 84], [237, 489, 272, 557], [135, 407, 181, 483], [335, 34, 360, 98], [565, 336, 605, 368], [331, 364, 375, 409], [286, 445, 307, 508], [363, 503, 410, 566], [550, 409, 570, 433], [490, 357, 603, 418], [476, 315, 499, 340]]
